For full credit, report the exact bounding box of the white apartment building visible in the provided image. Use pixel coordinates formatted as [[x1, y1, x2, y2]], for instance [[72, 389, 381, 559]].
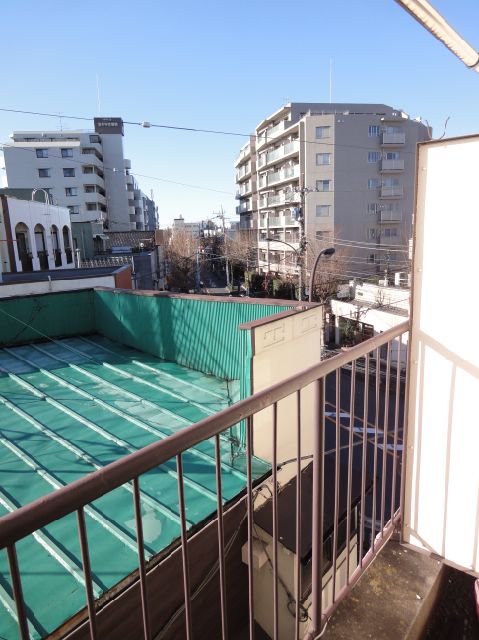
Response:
[[235, 103, 430, 280], [2, 118, 156, 232]]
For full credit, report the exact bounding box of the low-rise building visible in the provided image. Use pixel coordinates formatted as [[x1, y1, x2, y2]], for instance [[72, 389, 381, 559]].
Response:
[[0, 190, 74, 276]]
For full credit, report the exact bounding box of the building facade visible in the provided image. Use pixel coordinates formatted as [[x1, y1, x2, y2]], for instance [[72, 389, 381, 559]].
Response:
[[0, 193, 74, 275], [2, 118, 157, 233], [235, 103, 430, 280]]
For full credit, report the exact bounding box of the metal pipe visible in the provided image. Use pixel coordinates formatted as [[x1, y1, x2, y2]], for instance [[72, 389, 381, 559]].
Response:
[[272, 403, 279, 640], [214, 435, 228, 640], [176, 454, 193, 640], [77, 508, 98, 640], [133, 477, 151, 640], [7, 545, 30, 640], [245, 416, 255, 640], [310, 378, 325, 636], [295, 390, 302, 639]]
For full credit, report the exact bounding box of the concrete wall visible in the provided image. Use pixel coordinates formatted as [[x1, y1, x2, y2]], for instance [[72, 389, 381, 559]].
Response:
[[403, 135, 479, 575], [0, 276, 116, 299], [249, 306, 323, 462]]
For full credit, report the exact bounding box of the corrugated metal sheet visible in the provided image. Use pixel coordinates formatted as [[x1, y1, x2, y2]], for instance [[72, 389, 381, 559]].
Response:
[[0, 336, 268, 639], [0, 290, 95, 347], [93, 291, 294, 381]]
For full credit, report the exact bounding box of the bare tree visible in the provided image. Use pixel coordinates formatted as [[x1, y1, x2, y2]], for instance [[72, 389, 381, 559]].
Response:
[[166, 228, 199, 292], [222, 229, 257, 291]]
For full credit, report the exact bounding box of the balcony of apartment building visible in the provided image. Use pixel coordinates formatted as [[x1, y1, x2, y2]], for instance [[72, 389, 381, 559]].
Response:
[[381, 132, 406, 146], [80, 148, 104, 165], [82, 166, 105, 184], [258, 192, 296, 210], [236, 200, 251, 215], [235, 143, 253, 168], [257, 141, 300, 170], [378, 208, 402, 223], [257, 120, 297, 150], [380, 178, 403, 198], [236, 162, 252, 182], [258, 166, 300, 190], [380, 159, 405, 172], [1, 137, 478, 640]]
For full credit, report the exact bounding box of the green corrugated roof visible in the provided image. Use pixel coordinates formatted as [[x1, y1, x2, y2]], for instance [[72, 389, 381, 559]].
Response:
[[0, 336, 268, 639]]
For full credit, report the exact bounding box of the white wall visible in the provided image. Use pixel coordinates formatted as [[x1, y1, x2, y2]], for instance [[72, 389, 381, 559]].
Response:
[[0, 276, 116, 298], [403, 136, 479, 575], [6, 198, 73, 272]]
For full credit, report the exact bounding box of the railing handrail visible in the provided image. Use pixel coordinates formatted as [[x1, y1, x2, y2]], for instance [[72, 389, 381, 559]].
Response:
[[0, 320, 409, 549]]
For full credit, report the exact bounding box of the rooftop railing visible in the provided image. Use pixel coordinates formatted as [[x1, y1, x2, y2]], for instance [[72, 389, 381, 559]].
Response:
[[0, 321, 409, 640]]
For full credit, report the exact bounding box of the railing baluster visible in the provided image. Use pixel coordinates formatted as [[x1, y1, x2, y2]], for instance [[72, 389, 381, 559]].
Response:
[[7, 544, 29, 640], [76, 507, 98, 640], [272, 403, 279, 640], [176, 453, 193, 640], [372, 347, 381, 553], [359, 353, 369, 567], [214, 434, 228, 640], [332, 369, 340, 601], [311, 377, 325, 636], [245, 415, 255, 640], [295, 390, 302, 640], [381, 343, 392, 535], [346, 360, 356, 582], [391, 336, 402, 516], [132, 477, 150, 640], [400, 330, 411, 541]]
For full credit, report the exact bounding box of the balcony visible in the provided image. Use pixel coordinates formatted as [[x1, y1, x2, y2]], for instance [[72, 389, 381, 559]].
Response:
[[256, 121, 289, 149], [380, 185, 403, 198], [236, 201, 250, 215], [258, 141, 300, 170], [381, 133, 406, 146], [379, 210, 402, 222], [0, 135, 476, 640], [236, 163, 251, 182], [381, 159, 404, 172]]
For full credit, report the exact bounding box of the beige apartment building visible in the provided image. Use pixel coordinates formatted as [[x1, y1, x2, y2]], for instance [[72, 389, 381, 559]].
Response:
[[235, 103, 430, 283]]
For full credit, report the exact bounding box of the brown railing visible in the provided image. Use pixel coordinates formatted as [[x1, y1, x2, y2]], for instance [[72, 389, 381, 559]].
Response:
[[0, 321, 409, 640]]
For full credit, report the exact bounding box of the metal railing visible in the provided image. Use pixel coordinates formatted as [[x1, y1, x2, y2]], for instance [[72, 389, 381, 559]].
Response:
[[0, 321, 409, 640]]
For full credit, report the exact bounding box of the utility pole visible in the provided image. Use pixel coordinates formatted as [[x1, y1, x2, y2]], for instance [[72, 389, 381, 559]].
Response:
[[195, 247, 201, 292]]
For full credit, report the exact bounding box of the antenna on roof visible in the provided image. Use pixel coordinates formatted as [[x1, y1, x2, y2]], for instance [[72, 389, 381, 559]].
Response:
[[96, 73, 102, 115], [329, 58, 333, 103]]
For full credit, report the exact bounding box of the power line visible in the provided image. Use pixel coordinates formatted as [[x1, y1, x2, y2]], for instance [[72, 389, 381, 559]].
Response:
[[0, 106, 422, 155]]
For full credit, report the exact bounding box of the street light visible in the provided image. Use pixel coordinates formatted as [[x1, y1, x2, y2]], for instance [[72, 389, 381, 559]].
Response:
[[308, 247, 335, 303], [264, 236, 303, 300]]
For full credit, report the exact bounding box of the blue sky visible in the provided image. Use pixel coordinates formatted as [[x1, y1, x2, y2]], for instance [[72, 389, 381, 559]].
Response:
[[0, 0, 478, 227]]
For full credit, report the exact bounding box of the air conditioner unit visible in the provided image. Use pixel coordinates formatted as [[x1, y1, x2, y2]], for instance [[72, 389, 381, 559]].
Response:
[[394, 271, 410, 287]]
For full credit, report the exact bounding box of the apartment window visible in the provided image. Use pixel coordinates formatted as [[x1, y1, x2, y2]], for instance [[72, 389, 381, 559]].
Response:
[[316, 180, 331, 192], [89, 135, 101, 143], [63, 168, 75, 177], [61, 148, 73, 158], [38, 168, 51, 178], [368, 125, 380, 137], [84, 185, 95, 193], [67, 205, 80, 215], [316, 205, 330, 217], [316, 153, 331, 166], [385, 125, 401, 134], [368, 228, 378, 240], [367, 253, 378, 263], [385, 151, 400, 160], [36, 149, 48, 158], [316, 231, 330, 240], [367, 203, 379, 215], [315, 126, 331, 139], [368, 178, 380, 189], [85, 203, 98, 211], [65, 187, 78, 197], [368, 151, 381, 163]]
